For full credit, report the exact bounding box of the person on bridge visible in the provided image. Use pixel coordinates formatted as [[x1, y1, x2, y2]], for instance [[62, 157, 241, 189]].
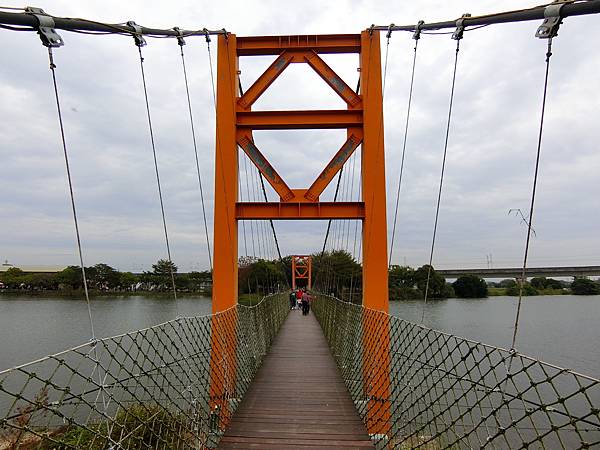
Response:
[[301, 289, 311, 316], [296, 288, 303, 309], [289, 290, 297, 310]]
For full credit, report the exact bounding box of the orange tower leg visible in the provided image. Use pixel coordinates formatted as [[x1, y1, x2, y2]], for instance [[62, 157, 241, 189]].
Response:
[[360, 30, 391, 437], [209, 33, 239, 431]]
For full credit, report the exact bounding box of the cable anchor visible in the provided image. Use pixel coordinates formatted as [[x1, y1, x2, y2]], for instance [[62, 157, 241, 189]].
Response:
[[127, 20, 146, 47], [452, 14, 471, 41], [173, 27, 185, 46], [536, 1, 567, 39], [203, 28, 211, 43], [25, 7, 63, 47], [413, 20, 424, 41], [386, 23, 394, 40]]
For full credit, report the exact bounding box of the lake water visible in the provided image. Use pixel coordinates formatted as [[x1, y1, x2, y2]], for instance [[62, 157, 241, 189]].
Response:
[[1, 294, 598, 378], [390, 295, 600, 376], [0, 294, 212, 370]]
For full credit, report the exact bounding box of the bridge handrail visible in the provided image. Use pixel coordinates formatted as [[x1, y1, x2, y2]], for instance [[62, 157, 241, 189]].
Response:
[[0, 293, 289, 449], [312, 294, 600, 449]]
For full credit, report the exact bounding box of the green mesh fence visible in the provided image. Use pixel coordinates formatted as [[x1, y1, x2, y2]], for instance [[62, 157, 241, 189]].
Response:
[[0, 293, 288, 449], [313, 295, 600, 449]]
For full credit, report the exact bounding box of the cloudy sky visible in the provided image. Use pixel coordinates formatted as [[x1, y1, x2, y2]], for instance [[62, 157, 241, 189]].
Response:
[[1, 0, 599, 273]]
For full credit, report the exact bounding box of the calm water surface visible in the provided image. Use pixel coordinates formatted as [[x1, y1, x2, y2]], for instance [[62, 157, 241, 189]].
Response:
[[390, 295, 600, 376], [1, 294, 598, 378], [0, 294, 211, 370]]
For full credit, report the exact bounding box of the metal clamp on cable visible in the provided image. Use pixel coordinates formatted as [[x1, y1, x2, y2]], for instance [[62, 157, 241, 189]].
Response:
[[413, 20, 424, 41], [173, 27, 185, 46], [536, 1, 567, 39], [127, 20, 146, 47], [203, 27, 211, 43], [25, 7, 63, 47], [386, 23, 394, 40], [452, 14, 470, 41]]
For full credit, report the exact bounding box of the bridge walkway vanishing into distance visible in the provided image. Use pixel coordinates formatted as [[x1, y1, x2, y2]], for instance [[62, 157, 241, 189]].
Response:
[[2, 2, 600, 449], [218, 310, 374, 450]]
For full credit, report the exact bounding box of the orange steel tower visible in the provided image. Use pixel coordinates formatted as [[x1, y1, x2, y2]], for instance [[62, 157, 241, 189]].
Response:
[[210, 31, 390, 436], [292, 255, 312, 289]]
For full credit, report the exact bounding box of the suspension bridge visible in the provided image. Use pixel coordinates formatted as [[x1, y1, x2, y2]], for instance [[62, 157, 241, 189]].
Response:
[[1, 2, 600, 449]]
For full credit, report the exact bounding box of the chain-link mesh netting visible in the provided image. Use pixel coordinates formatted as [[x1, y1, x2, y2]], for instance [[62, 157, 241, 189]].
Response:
[[0, 294, 288, 449], [313, 295, 600, 449]]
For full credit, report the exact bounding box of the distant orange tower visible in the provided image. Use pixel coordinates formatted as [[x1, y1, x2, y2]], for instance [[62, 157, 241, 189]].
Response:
[[292, 255, 312, 289], [210, 31, 390, 436]]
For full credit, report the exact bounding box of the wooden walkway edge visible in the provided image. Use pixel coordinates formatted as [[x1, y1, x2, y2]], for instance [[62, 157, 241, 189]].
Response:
[[218, 309, 374, 449]]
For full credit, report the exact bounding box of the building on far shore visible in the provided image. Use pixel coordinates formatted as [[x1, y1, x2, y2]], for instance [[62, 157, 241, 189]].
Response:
[[0, 260, 67, 274]]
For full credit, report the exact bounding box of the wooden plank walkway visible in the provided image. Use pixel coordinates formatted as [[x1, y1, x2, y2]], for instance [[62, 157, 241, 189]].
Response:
[[218, 309, 374, 449]]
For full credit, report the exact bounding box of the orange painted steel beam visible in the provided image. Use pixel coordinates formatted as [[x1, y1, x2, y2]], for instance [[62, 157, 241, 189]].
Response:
[[359, 30, 391, 437], [238, 51, 294, 110], [304, 51, 361, 108], [210, 34, 239, 433], [236, 34, 361, 56], [305, 129, 363, 201], [237, 131, 294, 201], [236, 201, 364, 220], [236, 109, 362, 130]]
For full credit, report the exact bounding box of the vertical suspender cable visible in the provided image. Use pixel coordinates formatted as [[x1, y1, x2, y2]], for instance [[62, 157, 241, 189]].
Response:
[[421, 37, 461, 323], [177, 32, 213, 271], [47, 48, 95, 342], [389, 28, 422, 266], [511, 37, 555, 349], [136, 45, 178, 304]]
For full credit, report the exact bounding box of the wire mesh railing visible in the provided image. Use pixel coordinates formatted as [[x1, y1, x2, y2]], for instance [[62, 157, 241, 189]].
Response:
[[0, 293, 288, 449], [312, 295, 600, 449]]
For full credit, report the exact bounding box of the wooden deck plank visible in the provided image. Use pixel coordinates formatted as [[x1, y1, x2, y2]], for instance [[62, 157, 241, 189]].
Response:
[[218, 310, 373, 449]]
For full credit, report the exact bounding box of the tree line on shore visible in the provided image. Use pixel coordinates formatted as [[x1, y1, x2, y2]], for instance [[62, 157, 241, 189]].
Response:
[[0, 259, 211, 294], [2, 253, 599, 298]]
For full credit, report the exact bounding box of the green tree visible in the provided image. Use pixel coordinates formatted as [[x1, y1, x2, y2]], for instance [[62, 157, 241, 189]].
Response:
[[311, 250, 361, 300], [388, 265, 421, 300], [91, 263, 120, 289], [499, 279, 517, 289], [506, 282, 538, 296], [530, 277, 548, 290], [152, 259, 178, 275], [571, 278, 600, 295], [54, 266, 84, 290], [0, 267, 25, 288], [119, 271, 138, 289], [452, 275, 488, 298], [414, 265, 447, 298]]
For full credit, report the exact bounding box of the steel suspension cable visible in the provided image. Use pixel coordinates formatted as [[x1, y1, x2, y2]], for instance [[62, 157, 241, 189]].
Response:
[[511, 37, 555, 350], [258, 172, 289, 288], [46, 48, 95, 341], [314, 168, 344, 292], [136, 46, 178, 304], [421, 38, 462, 323], [389, 36, 421, 267], [177, 38, 213, 271]]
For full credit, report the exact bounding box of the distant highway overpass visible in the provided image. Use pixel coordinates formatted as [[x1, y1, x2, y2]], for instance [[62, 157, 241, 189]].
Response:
[[437, 266, 600, 279]]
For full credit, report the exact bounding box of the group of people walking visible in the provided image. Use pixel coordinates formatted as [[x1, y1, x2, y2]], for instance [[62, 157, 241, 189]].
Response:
[[289, 288, 312, 315]]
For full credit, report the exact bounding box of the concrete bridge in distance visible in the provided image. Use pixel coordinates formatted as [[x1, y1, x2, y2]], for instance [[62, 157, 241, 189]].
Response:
[[437, 266, 600, 279]]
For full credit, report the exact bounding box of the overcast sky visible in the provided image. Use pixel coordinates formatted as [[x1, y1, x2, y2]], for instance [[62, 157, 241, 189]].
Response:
[[1, 0, 599, 273]]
